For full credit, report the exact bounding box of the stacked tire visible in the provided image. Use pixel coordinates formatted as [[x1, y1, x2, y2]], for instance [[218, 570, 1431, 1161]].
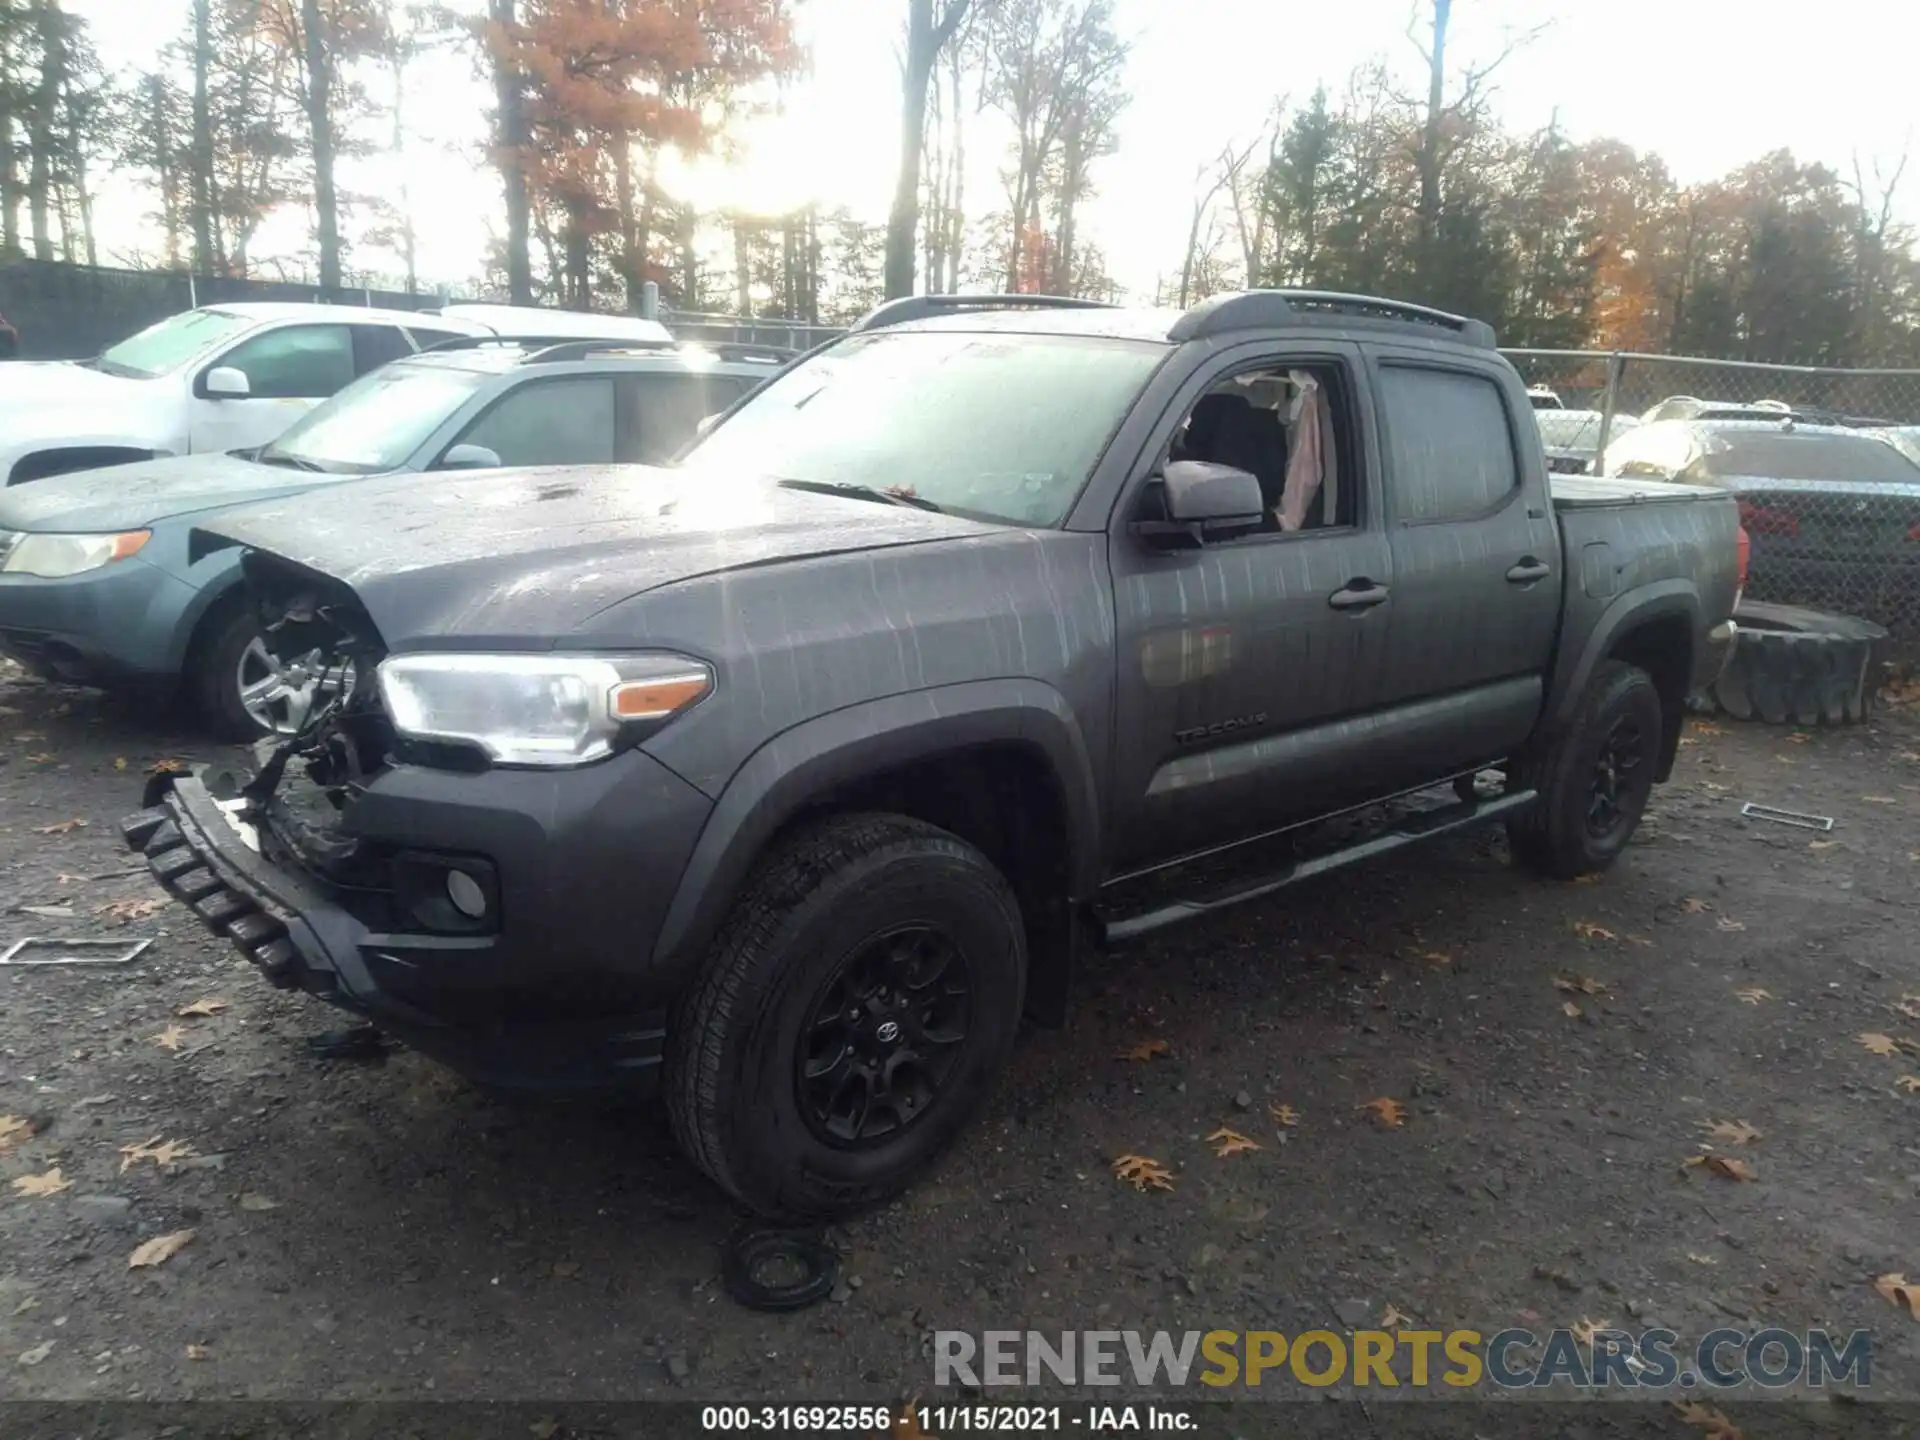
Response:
[[1692, 600, 1888, 726]]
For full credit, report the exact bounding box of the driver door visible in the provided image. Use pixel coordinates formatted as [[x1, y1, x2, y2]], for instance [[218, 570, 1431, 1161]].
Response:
[[1106, 341, 1395, 873], [187, 323, 357, 454]]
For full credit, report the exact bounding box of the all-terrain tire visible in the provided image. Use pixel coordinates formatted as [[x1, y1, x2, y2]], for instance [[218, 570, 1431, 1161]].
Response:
[[666, 812, 1026, 1220], [1507, 660, 1664, 880], [1693, 601, 1887, 726]]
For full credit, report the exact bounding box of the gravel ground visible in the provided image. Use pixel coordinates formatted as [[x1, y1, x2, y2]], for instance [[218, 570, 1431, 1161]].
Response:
[[2, 657, 1918, 1426]]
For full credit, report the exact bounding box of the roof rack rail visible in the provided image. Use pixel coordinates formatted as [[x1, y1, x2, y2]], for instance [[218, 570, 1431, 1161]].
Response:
[[418, 334, 670, 355], [679, 341, 797, 364], [1168, 290, 1498, 349], [849, 293, 1117, 333]]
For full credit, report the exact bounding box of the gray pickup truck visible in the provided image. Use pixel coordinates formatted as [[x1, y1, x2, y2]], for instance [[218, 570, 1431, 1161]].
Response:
[[122, 291, 1742, 1218]]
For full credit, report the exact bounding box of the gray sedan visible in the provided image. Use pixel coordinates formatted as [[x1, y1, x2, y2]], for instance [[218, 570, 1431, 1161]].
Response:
[[0, 338, 782, 736]]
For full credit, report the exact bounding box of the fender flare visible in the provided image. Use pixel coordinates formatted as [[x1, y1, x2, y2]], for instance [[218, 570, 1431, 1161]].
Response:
[[1549, 578, 1701, 776], [649, 678, 1103, 973], [162, 554, 250, 673]]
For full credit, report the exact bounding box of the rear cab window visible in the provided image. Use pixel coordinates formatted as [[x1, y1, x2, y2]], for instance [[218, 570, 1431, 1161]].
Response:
[[1376, 365, 1521, 523]]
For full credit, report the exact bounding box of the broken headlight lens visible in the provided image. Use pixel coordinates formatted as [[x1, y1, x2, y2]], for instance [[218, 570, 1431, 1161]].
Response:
[[375, 652, 713, 767]]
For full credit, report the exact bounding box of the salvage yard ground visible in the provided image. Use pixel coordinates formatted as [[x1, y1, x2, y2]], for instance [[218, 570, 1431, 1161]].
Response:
[[1, 655, 1918, 1421]]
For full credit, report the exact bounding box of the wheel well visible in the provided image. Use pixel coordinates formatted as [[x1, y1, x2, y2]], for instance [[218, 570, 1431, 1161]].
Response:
[[180, 583, 248, 681], [8, 446, 154, 485], [1607, 615, 1692, 779], [784, 743, 1078, 1026]]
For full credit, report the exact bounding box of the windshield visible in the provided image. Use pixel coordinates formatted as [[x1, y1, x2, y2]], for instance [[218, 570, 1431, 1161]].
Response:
[[260, 362, 489, 473], [680, 330, 1167, 526], [97, 308, 255, 379], [1699, 432, 1920, 485]]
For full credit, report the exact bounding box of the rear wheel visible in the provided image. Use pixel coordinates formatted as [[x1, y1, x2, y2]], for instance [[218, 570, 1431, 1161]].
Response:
[[1507, 660, 1663, 880], [666, 813, 1026, 1219]]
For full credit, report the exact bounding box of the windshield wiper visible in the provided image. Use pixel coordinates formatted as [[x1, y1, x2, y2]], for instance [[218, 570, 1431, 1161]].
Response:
[[777, 478, 945, 513], [254, 451, 327, 473]]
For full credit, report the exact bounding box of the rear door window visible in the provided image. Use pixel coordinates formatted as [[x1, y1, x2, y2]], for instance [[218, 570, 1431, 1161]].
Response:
[[447, 377, 616, 467], [1377, 365, 1521, 523], [618, 373, 753, 463]]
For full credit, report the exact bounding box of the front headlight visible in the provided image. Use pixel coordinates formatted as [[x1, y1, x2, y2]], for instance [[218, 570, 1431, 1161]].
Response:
[[375, 652, 713, 767], [1, 530, 150, 579]]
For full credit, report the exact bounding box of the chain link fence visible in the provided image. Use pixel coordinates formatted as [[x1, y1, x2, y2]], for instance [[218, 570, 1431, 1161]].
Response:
[[660, 308, 845, 353], [1506, 349, 1920, 637]]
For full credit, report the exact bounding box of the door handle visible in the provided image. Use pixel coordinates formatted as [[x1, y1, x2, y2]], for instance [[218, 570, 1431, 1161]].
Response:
[[1506, 558, 1552, 583], [1328, 581, 1390, 611]]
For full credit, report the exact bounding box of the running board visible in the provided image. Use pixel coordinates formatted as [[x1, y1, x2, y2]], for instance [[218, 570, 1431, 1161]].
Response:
[[1094, 787, 1538, 946]]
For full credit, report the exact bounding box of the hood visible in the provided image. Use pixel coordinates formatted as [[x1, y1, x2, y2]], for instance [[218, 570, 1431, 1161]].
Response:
[[206, 464, 1000, 648], [0, 361, 148, 406], [0, 452, 341, 532]]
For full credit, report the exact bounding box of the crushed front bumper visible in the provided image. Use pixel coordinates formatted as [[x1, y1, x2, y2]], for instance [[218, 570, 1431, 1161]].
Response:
[[120, 772, 669, 1094]]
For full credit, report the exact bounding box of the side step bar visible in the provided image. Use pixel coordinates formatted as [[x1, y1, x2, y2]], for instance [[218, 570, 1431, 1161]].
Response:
[[1094, 787, 1538, 946]]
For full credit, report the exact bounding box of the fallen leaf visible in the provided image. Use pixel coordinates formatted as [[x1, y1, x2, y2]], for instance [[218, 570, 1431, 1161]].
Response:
[[1268, 1102, 1300, 1127], [1115, 1039, 1170, 1062], [118, 1136, 196, 1173], [1206, 1126, 1261, 1158], [1417, 949, 1453, 967], [1379, 1304, 1411, 1328], [1684, 1154, 1756, 1182], [1681, 898, 1714, 914], [1554, 974, 1608, 995], [1568, 873, 1603, 885], [237, 1193, 279, 1211], [1896, 1076, 1920, 1094], [98, 897, 166, 923], [1691, 723, 1725, 738], [1672, 1399, 1744, 1440], [1111, 1155, 1175, 1192], [1896, 997, 1920, 1022], [149, 758, 187, 775], [1701, 1119, 1761, 1145], [18, 1341, 53, 1367], [1571, 1317, 1610, 1345], [1358, 1097, 1406, 1129], [1735, 987, 1772, 1004], [551, 1261, 580, 1278], [11, 1167, 71, 1197], [1863, 795, 1898, 804], [0, 1115, 33, 1154], [1562, 1001, 1583, 1018], [127, 1229, 194, 1269], [1686, 1252, 1720, 1266], [1859, 1033, 1905, 1057], [1874, 1274, 1920, 1321], [114, 757, 128, 772], [149, 1025, 186, 1053], [24, 753, 54, 764], [54, 873, 85, 885], [1572, 920, 1616, 941], [1786, 732, 1810, 744], [1716, 917, 1746, 932], [176, 998, 228, 1018], [1808, 839, 1840, 852], [186, 1343, 211, 1360], [35, 818, 86, 835]]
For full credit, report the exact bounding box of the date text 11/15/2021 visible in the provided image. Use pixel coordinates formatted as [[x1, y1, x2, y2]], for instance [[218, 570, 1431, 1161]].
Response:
[[699, 1406, 1195, 1432]]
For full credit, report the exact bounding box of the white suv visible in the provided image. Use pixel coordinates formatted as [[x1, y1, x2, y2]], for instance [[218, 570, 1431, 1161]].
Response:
[[0, 301, 674, 485]]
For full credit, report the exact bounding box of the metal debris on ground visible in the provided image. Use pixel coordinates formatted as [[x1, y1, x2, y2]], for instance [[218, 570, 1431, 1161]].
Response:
[[721, 1230, 840, 1312], [1738, 803, 1835, 832], [0, 937, 153, 967]]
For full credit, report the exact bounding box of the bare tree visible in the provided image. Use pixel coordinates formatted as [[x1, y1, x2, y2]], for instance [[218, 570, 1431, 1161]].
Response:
[[1847, 143, 1911, 362], [885, 0, 975, 299], [1177, 155, 1232, 307]]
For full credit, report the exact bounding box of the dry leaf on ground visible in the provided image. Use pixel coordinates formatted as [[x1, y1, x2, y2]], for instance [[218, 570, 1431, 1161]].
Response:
[[1417, 950, 1453, 967], [1684, 1154, 1756, 1182], [149, 1025, 186, 1053], [1207, 1126, 1261, 1158], [1701, 1119, 1761, 1145], [1115, 1039, 1170, 1062], [1735, 987, 1772, 1004], [1673, 1399, 1744, 1440], [1572, 920, 1616, 941], [238, 1193, 279, 1211], [1863, 795, 1898, 804], [1111, 1155, 1175, 1192], [1571, 1317, 1610, 1345], [1562, 1001, 1583, 1018], [118, 1136, 196, 1173], [127, 1229, 194, 1269], [0, 1115, 33, 1155], [1874, 1274, 1920, 1321], [176, 998, 228, 1018], [1686, 1252, 1720, 1266], [1555, 975, 1608, 995], [11, 1167, 71, 1197], [1358, 1097, 1406, 1128], [149, 758, 187, 775], [185, 1344, 212, 1360], [99, 897, 166, 923], [1896, 1076, 1920, 1094], [1379, 1304, 1411, 1328], [1691, 723, 1726, 738], [1859, 1033, 1906, 1057], [1716, 917, 1747, 932], [24, 753, 55, 764], [36, 818, 86, 834], [1895, 996, 1920, 1022], [1268, 1102, 1300, 1127]]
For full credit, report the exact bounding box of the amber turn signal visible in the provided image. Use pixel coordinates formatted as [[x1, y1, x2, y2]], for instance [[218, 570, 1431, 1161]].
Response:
[[608, 672, 711, 721]]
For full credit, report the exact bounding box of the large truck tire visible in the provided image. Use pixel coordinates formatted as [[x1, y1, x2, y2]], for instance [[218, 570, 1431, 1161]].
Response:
[[1690, 600, 1888, 726]]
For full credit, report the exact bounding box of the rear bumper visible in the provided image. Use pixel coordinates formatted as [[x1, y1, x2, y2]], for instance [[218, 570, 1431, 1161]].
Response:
[[121, 773, 671, 1094]]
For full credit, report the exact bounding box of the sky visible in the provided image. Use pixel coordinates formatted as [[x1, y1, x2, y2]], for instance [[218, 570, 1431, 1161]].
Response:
[[66, 0, 1920, 303]]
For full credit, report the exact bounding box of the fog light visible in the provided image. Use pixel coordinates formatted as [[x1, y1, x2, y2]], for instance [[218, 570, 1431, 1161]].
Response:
[[446, 869, 488, 919]]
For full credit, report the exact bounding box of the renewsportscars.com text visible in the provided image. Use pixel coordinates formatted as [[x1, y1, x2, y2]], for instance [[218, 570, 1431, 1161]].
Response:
[[934, 1328, 1873, 1391]]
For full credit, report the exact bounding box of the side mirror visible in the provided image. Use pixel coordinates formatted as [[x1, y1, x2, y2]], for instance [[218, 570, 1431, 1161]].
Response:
[[203, 366, 251, 400], [1131, 460, 1266, 549], [437, 443, 502, 471]]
